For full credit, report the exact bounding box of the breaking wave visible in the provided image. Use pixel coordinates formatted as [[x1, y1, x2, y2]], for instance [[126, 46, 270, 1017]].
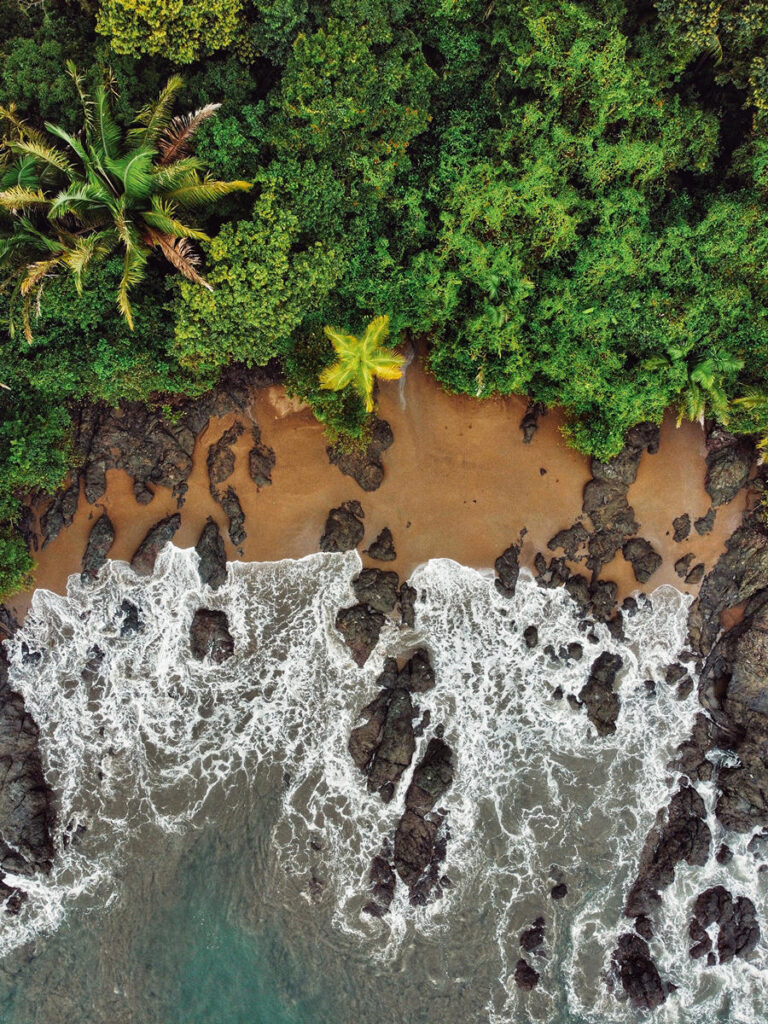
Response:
[[1, 546, 766, 1022]]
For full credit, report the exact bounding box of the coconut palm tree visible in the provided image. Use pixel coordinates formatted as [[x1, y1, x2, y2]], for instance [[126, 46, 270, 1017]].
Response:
[[645, 346, 743, 426], [0, 65, 251, 339], [318, 315, 405, 412]]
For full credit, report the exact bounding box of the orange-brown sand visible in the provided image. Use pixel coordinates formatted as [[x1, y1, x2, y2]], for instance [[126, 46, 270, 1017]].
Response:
[[8, 361, 746, 620]]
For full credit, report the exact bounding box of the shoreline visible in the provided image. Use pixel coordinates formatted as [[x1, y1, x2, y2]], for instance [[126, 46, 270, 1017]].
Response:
[[9, 360, 747, 622]]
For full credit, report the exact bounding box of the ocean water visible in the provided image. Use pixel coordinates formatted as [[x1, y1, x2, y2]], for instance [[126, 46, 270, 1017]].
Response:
[[0, 547, 765, 1023]]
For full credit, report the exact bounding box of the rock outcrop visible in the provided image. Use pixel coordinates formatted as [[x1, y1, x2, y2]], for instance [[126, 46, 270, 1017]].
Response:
[[130, 514, 181, 576], [705, 426, 752, 508], [335, 604, 385, 667], [81, 513, 115, 581], [578, 652, 623, 736], [189, 609, 234, 664], [364, 527, 396, 562], [248, 424, 275, 488], [622, 538, 662, 584], [320, 501, 365, 553], [327, 418, 394, 491], [195, 518, 227, 590], [689, 886, 760, 964], [611, 933, 667, 1011]]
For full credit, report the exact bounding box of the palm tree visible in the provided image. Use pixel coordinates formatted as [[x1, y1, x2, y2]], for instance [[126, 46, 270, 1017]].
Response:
[[734, 387, 768, 459], [318, 315, 405, 412], [0, 65, 251, 339], [645, 346, 743, 426]]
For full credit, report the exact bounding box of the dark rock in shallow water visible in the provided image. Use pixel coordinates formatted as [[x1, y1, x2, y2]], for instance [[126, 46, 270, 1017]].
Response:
[[689, 886, 760, 964], [398, 583, 417, 628], [352, 569, 399, 613], [550, 883, 568, 900], [189, 609, 234, 664], [130, 514, 180, 576], [207, 422, 243, 488], [404, 738, 453, 815], [523, 625, 539, 648], [348, 690, 391, 775], [514, 958, 540, 991], [578, 652, 623, 736], [397, 649, 435, 693], [672, 514, 691, 542], [625, 782, 710, 918], [367, 689, 415, 797], [327, 418, 393, 491], [195, 518, 227, 590], [365, 527, 396, 562], [248, 423, 275, 488], [634, 915, 654, 941], [215, 486, 246, 547], [81, 513, 115, 581], [393, 809, 438, 886], [520, 401, 546, 444], [547, 522, 589, 559], [41, 476, 80, 548], [319, 502, 365, 553], [622, 538, 662, 584], [705, 426, 752, 508], [694, 508, 716, 536], [118, 600, 141, 637], [367, 853, 396, 913], [716, 843, 734, 865], [335, 604, 385, 667], [589, 579, 618, 622], [612, 933, 666, 1010], [520, 918, 545, 953]]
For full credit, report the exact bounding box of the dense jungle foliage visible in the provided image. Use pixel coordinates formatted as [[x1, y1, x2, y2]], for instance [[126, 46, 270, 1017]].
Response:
[[1, 0, 768, 594]]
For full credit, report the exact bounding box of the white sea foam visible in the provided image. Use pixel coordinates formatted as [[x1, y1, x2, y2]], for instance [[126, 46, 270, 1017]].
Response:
[[1, 546, 766, 1022]]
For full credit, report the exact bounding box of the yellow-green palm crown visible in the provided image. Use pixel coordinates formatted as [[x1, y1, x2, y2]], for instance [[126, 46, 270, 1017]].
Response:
[[318, 315, 405, 412]]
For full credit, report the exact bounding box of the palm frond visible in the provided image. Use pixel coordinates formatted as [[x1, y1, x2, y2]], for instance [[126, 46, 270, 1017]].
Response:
[[128, 75, 184, 146], [67, 61, 94, 138], [117, 245, 148, 329], [149, 157, 206, 191], [4, 138, 73, 178], [105, 148, 155, 200], [158, 104, 221, 165], [734, 386, 768, 412], [0, 187, 49, 213], [93, 85, 122, 160], [163, 173, 252, 209], [61, 233, 113, 294], [1, 156, 40, 192], [19, 256, 62, 296], [146, 229, 212, 289], [0, 105, 47, 147], [141, 198, 209, 240], [44, 122, 91, 170], [47, 181, 112, 223]]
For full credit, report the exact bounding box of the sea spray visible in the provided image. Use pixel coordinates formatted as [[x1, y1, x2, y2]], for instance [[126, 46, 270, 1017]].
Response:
[[0, 546, 765, 1023]]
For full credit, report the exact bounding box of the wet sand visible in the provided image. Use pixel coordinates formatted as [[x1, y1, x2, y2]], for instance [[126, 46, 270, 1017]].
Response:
[[9, 361, 747, 620]]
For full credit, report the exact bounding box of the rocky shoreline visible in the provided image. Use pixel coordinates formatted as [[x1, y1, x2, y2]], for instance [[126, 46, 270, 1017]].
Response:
[[0, 378, 765, 1012]]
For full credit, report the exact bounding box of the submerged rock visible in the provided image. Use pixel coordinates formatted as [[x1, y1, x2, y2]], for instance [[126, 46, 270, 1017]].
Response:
[[398, 583, 417, 628], [689, 886, 760, 963], [320, 502, 365, 553], [195, 518, 227, 590], [189, 609, 234, 664], [513, 958, 540, 991], [694, 508, 716, 536], [130, 514, 181, 576], [520, 918, 545, 953]]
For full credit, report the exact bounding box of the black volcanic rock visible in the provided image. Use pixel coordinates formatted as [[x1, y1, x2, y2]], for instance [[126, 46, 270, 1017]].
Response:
[[705, 426, 752, 508], [207, 422, 243, 487], [327, 418, 393, 491], [352, 569, 399, 613], [694, 508, 716, 535], [335, 604, 385, 667], [41, 476, 80, 547], [130, 514, 181, 576], [81, 513, 115, 581], [514, 958, 540, 991], [397, 649, 435, 693], [622, 538, 662, 584], [216, 486, 246, 547], [398, 583, 417, 628], [611, 933, 666, 1011], [403, 738, 453, 815], [189, 609, 234, 664], [365, 528, 396, 561], [495, 535, 524, 596], [248, 423, 275, 487], [672, 514, 691, 542], [320, 502, 365, 553], [367, 689, 415, 797], [520, 401, 546, 444], [548, 522, 589, 559], [578, 652, 623, 736], [195, 518, 227, 590]]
